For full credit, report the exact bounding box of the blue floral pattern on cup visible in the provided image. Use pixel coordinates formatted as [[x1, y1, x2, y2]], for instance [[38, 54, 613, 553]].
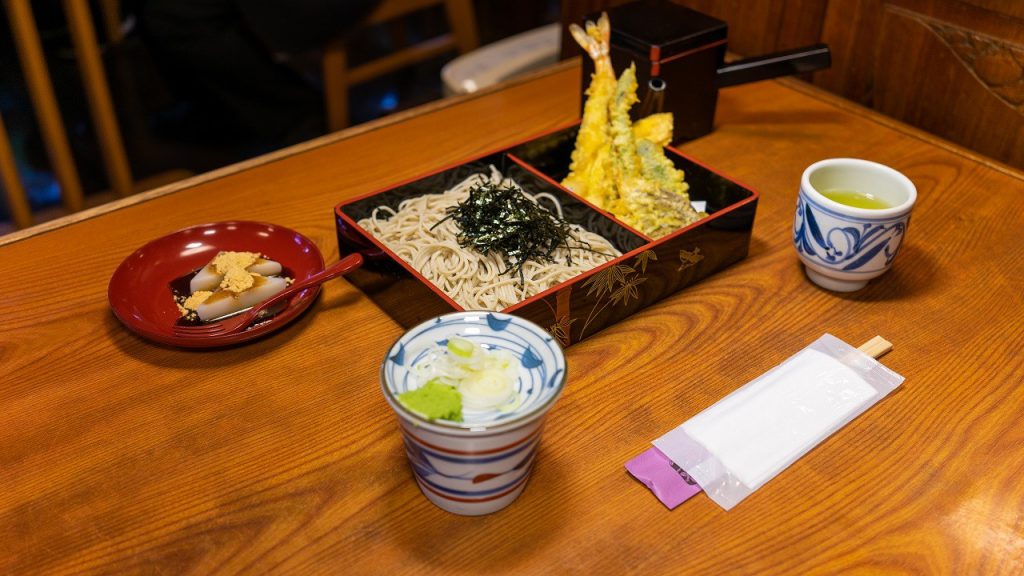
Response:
[[793, 194, 908, 274]]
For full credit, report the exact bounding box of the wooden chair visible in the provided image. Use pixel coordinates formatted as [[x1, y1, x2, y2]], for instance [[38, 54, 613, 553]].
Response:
[[0, 112, 32, 229], [2, 0, 189, 231], [322, 0, 479, 131], [63, 0, 134, 198], [4, 0, 87, 226]]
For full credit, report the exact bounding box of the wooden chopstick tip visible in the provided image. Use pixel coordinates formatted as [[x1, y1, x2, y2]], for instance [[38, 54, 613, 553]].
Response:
[[857, 336, 893, 360]]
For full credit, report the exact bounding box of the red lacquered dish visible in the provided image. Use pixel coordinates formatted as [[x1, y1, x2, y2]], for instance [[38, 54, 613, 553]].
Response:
[[108, 221, 325, 348]]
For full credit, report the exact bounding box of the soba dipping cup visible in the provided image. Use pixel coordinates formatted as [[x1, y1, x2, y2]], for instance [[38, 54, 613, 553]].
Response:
[[380, 312, 567, 515]]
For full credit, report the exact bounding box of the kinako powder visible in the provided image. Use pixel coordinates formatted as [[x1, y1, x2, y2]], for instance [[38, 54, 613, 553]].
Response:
[[176, 251, 267, 318]]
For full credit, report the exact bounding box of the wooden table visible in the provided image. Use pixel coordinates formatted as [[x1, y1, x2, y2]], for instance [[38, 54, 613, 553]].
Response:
[[3, 60, 1023, 574]]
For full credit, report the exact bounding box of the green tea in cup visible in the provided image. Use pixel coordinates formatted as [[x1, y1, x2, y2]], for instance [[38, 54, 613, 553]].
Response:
[[820, 189, 892, 210], [796, 158, 917, 292]]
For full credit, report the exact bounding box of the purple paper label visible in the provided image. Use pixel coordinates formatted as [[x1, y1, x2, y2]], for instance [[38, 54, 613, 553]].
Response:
[[625, 447, 703, 509]]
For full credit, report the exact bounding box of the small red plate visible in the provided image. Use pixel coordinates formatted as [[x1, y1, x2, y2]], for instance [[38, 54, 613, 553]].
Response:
[[108, 221, 325, 348]]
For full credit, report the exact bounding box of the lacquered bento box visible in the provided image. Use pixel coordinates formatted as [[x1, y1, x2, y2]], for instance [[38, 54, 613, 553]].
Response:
[[334, 123, 759, 346]]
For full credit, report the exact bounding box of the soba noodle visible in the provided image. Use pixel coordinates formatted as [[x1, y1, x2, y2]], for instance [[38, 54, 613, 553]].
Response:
[[358, 167, 621, 311]]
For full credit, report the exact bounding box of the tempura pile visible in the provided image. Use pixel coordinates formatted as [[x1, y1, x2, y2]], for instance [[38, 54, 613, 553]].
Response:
[[563, 13, 704, 239]]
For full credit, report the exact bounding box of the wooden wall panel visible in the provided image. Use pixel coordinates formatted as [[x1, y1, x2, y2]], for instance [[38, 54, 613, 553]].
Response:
[[816, 0, 884, 105], [875, 5, 1024, 166], [674, 0, 826, 55], [962, 0, 1024, 18]]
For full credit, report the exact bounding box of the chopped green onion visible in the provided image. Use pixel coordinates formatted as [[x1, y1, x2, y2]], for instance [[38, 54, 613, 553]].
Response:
[[447, 336, 476, 358]]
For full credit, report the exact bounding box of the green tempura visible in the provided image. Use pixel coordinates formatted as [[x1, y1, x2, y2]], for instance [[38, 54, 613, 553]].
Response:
[[397, 378, 463, 422]]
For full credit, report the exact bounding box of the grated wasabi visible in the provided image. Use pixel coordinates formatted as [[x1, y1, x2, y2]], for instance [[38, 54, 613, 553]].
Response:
[[397, 378, 463, 421]]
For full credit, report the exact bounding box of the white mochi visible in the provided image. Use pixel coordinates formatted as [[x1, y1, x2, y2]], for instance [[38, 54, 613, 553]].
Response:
[[196, 275, 289, 322], [189, 263, 223, 293]]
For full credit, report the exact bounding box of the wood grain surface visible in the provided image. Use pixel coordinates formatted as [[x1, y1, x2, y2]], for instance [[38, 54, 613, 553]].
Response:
[[2, 61, 1023, 575]]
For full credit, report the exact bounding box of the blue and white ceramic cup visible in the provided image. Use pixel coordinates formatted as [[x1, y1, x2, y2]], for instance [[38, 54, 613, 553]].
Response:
[[793, 158, 917, 292], [380, 312, 567, 516]]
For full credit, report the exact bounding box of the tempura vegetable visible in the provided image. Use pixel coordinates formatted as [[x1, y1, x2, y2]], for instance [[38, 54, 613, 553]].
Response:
[[563, 13, 705, 239], [632, 113, 672, 147]]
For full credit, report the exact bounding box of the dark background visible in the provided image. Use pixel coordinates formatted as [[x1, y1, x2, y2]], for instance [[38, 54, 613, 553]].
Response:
[[0, 0, 558, 226]]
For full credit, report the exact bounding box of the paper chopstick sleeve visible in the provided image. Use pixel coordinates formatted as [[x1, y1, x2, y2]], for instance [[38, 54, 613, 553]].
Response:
[[653, 333, 904, 510]]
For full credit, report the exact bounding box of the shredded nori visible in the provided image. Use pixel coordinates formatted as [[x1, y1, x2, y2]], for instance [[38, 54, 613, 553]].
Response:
[[432, 181, 591, 283]]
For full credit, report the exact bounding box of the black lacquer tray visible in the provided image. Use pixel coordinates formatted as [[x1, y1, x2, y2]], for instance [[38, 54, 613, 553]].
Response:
[[335, 122, 758, 346]]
